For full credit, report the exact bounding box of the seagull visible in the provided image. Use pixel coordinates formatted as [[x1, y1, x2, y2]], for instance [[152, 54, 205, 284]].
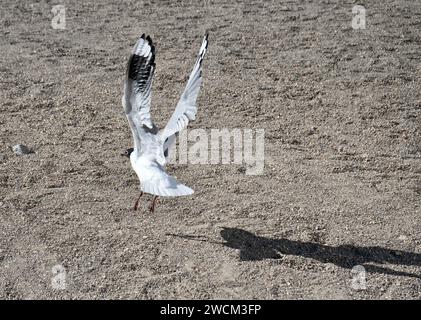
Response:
[[121, 33, 208, 212]]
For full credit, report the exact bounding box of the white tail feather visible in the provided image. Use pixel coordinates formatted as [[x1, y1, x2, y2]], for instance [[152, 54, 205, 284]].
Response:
[[140, 174, 194, 197]]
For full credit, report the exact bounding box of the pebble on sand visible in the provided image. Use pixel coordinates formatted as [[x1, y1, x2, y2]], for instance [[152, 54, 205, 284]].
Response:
[[12, 144, 32, 156]]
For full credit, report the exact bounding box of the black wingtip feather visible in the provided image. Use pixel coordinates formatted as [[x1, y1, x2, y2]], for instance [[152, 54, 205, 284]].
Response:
[[126, 34, 156, 84], [204, 34, 209, 50]]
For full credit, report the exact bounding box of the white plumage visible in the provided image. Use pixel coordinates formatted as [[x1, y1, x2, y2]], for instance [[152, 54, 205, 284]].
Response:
[[122, 34, 208, 199]]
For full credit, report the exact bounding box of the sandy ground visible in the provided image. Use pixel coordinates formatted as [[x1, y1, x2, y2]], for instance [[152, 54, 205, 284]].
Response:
[[0, 0, 420, 299]]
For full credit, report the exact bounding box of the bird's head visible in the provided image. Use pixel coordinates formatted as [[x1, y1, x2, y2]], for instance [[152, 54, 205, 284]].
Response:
[[121, 147, 134, 158]]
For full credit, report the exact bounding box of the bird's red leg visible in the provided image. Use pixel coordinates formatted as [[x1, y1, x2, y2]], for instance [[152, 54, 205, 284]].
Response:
[[133, 191, 143, 211], [149, 196, 159, 213]]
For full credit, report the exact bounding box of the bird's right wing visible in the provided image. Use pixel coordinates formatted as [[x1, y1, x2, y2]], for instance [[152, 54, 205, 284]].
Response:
[[160, 34, 208, 144], [122, 34, 156, 152]]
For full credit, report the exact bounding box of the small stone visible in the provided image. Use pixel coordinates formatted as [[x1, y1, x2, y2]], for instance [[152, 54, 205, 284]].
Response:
[[306, 127, 317, 136], [12, 144, 32, 156], [398, 235, 408, 241], [237, 167, 246, 174], [325, 263, 335, 271]]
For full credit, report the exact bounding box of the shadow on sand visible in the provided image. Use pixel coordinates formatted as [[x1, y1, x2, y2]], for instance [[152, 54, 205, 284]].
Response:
[[167, 227, 421, 279]]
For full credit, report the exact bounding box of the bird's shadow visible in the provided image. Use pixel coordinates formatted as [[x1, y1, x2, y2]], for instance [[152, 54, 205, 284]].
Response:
[[167, 227, 421, 279]]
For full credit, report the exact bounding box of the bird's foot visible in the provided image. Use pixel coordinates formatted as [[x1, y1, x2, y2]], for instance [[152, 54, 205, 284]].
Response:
[[149, 196, 159, 213], [133, 191, 143, 211]]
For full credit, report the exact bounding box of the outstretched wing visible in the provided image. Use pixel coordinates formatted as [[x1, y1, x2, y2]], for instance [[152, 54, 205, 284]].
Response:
[[161, 34, 208, 143], [122, 34, 156, 152]]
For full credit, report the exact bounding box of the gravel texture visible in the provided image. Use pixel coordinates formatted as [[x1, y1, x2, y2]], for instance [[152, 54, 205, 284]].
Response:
[[0, 0, 420, 299]]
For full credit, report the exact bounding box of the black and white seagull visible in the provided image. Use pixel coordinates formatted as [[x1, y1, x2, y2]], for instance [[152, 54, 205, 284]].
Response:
[[121, 33, 208, 212]]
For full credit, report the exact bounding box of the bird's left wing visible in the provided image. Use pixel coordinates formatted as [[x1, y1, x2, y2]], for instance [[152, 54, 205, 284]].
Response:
[[160, 34, 208, 144], [122, 34, 156, 152]]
